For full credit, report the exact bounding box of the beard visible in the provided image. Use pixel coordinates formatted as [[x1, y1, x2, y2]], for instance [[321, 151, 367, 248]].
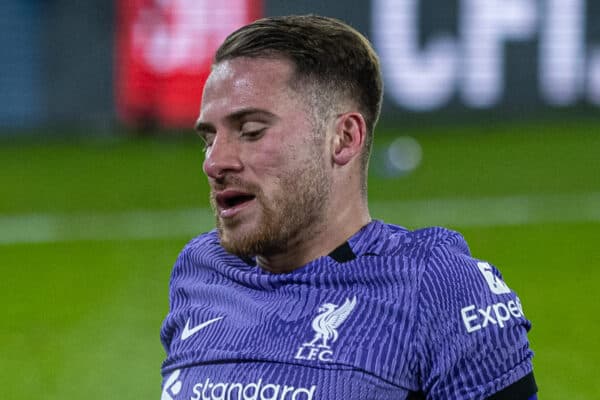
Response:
[[210, 155, 330, 259]]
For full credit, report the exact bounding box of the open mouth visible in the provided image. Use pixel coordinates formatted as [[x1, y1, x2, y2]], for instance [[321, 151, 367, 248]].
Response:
[[215, 190, 256, 215]]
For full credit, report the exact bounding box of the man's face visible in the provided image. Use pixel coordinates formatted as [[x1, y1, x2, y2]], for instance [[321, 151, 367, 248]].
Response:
[[197, 57, 331, 258]]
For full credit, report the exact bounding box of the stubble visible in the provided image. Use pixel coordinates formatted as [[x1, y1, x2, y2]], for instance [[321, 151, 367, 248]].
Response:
[[212, 148, 329, 259]]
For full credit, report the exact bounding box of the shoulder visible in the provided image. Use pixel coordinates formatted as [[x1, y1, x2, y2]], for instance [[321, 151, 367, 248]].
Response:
[[180, 229, 221, 257], [375, 224, 497, 316], [373, 223, 470, 262], [399, 227, 535, 398], [168, 230, 227, 283], [394, 225, 512, 324], [360, 223, 477, 292], [173, 229, 225, 267]]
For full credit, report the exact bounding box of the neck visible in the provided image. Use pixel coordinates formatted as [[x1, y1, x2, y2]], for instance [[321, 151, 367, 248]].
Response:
[[256, 200, 371, 273]]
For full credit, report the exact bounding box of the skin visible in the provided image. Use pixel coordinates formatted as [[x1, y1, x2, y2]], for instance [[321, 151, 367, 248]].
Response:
[[196, 57, 371, 273]]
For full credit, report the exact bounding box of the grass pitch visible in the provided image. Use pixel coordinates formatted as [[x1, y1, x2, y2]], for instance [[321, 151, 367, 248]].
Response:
[[1, 118, 598, 399]]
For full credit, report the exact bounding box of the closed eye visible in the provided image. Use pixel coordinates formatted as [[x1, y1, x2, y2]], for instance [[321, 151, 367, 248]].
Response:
[[241, 128, 266, 140]]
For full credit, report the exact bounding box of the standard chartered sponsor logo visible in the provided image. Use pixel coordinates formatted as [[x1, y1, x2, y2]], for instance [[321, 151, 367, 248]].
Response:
[[461, 296, 525, 333], [190, 378, 316, 400]]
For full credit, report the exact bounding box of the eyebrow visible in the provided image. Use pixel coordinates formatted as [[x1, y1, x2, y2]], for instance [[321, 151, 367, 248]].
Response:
[[195, 108, 278, 134]]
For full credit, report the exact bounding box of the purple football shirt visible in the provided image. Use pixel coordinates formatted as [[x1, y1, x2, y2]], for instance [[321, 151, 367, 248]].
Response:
[[161, 221, 535, 400]]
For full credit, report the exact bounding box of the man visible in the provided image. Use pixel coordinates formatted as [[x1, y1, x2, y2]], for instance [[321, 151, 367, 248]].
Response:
[[161, 15, 537, 400]]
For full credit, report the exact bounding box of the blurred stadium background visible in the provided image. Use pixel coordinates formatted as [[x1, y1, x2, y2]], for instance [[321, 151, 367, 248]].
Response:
[[1, 1, 599, 399]]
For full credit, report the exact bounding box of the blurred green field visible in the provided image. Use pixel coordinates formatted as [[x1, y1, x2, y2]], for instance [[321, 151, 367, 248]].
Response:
[[1, 119, 599, 399]]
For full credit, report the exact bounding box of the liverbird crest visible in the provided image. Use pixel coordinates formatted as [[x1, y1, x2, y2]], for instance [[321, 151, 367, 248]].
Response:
[[304, 297, 357, 349]]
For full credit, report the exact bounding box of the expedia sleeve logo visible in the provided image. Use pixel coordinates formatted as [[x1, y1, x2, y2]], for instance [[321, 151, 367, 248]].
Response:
[[461, 297, 525, 333], [476, 262, 512, 294], [460, 262, 525, 333]]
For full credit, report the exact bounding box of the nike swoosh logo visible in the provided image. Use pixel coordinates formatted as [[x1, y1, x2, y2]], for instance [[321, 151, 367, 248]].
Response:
[[181, 316, 223, 341]]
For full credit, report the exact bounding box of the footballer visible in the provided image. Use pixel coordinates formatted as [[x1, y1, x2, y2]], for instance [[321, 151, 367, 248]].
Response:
[[160, 15, 537, 400]]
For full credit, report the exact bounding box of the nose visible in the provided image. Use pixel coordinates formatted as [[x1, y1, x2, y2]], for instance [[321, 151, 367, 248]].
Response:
[[202, 133, 243, 179]]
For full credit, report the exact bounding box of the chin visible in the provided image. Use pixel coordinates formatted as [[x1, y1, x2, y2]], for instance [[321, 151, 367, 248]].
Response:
[[217, 218, 262, 256]]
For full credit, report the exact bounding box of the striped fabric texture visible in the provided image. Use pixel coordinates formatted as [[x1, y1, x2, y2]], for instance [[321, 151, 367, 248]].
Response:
[[161, 221, 534, 400]]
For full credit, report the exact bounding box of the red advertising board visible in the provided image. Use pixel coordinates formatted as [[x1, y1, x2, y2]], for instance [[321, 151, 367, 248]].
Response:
[[115, 0, 262, 128]]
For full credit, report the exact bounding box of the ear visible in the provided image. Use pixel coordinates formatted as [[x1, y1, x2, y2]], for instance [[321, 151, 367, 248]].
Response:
[[331, 112, 367, 166]]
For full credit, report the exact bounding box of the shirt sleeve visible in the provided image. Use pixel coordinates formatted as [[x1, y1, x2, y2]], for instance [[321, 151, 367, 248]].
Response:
[[412, 230, 536, 399]]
